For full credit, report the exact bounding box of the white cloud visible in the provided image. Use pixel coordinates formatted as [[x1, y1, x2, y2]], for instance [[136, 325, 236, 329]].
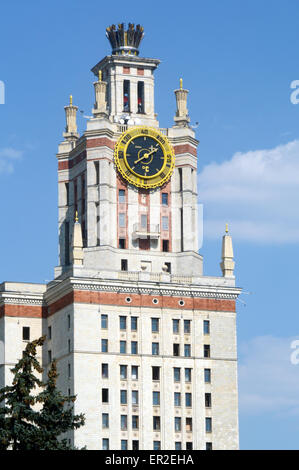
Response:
[[239, 335, 299, 416], [199, 140, 299, 243], [0, 147, 23, 173]]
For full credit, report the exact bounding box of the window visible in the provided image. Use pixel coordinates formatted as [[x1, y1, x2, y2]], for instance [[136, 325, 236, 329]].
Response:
[[131, 317, 138, 331], [121, 415, 127, 430], [120, 341, 126, 354], [184, 320, 191, 334], [119, 189, 126, 203], [184, 344, 191, 357], [175, 417, 181, 432], [175, 442, 182, 450], [131, 341, 138, 354], [151, 318, 159, 332], [162, 239, 169, 252], [119, 212, 126, 227], [137, 81, 144, 113], [68, 339, 71, 354], [153, 416, 160, 431], [101, 314, 108, 329], [132, 415, 139, 429], [204, 368, 211, 383], [132, 390, 139, 405], [205, 393, 212, 408], [152, 366, 160, 381], [119, 238, 126, 249], [102, 363, 109, 378], [48, 326, 52, 340], [173, 319, 179, 334], [119, 316, 127, 330], [132, 440, 139, 450], [120, 365, 127, 379], [153, 441, 161, 450], [185, 393, 192, 407], [204, 320, 210, 335], [121, 259, 128, 271], [102, 388, 109, 403], [162, 216, 169, 230], [186, 442, 193, 450], [94, 161, 99, 185], [121, 440, 128, 450], [204, 344, 210, 358], [173, 344, 180, 356], [120, 390, 127, 405], [65, 182, 70, 205], [132, 366, 138, 380], [206, 442, 213, 451], [152, 342, 159, 356], [165, 262, 171, 273], [174, 392, 181, 407], [67, 314, 71, 329], [185, 368, 192, 382], [102, 438, 109, 450], [174, 368, 181, 382], [153, 391, 160, 406], [206, 417, 212, 433], [162, 193, 168, 206], [123, 80, 130, 112], [68, 363, 71, 378], [140, 214, 147, 228], [101, 339, 108, 353], [102, 413, 109, 429], [48, 350, 52, 363], [22, 327, 30, 341], [186, 417, 192, 432]]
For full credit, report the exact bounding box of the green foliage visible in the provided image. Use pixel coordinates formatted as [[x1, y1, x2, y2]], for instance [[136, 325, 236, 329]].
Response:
[[0, 337, 85, 450]]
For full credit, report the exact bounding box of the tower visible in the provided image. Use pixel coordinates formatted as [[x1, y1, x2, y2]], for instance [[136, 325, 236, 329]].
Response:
[[0, 23, 241, 450]]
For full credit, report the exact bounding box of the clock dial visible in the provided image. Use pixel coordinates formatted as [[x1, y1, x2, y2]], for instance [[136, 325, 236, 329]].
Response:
[[114, 127, 175, 189]]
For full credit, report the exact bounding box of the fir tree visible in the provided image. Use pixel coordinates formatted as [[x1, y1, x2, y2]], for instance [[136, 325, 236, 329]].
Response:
[[0, 336, 45, 450], [35, 359, 85, 450]]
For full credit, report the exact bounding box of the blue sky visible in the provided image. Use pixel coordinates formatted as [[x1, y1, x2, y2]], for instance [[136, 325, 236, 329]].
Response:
[[1, 0, 299, 449]]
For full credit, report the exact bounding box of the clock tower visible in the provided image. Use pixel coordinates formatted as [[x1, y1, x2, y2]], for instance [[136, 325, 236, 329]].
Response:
[[0, 23, 241, 451]]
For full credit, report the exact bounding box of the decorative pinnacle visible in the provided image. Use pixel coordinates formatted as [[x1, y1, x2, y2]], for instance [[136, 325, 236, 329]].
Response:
[[98, 70, 102, 82], [75, 210, 79, 223], [180, 78, 183, 90], [70, 94, 73, 106], [225, 223, 229, 234], [106, 23, 144, 56]]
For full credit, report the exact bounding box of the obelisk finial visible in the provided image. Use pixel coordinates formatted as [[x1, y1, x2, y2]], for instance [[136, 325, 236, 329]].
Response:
[[180, 78, 183, 90]]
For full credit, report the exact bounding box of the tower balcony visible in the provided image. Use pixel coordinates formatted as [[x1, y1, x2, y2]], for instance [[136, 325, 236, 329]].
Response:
[[132, 223, 160, 240]]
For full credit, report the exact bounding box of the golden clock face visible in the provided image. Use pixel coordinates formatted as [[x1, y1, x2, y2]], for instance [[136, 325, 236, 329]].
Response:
[[114, 126, 175, 189]]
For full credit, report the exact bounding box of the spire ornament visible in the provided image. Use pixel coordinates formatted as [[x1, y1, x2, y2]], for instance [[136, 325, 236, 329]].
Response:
[[220, 224, 235, 278], [106, 23, 144, 56], [63, 95, 79, 141], [174, 78, 190, 127]]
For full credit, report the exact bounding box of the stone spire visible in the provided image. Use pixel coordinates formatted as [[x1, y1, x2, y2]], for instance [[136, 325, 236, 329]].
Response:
[[220, 224, 235, 278], [63, 95, 79, 140], [92, 70, 108, 117], [174, 78, 190, 126], [72, 211, 84, 266]]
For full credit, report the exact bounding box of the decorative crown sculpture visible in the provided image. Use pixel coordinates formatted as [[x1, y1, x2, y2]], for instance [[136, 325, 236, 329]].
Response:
[[106, 23, 144, 56]]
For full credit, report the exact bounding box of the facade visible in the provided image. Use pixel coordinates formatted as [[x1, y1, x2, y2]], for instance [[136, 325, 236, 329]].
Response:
[[0, 23, 241, 450]]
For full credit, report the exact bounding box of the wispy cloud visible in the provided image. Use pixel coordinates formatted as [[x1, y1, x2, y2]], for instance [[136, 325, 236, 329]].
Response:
[[0, 147, 23, 173], [239, 335, 299, 416], [199, 139, 299, 243]]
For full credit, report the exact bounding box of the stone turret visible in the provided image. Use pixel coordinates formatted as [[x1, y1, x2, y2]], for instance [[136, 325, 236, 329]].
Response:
[[63, 95, 79, 140], [174, 78, 190, 126], [92, 71, 108, 117]]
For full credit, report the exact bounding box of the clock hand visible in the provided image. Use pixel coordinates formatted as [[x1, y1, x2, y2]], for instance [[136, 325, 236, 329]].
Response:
[[134, 147, 158, 164]]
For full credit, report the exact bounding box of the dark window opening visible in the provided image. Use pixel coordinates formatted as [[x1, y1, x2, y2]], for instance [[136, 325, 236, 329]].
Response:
[[137, 81, 144, 113], [132, 440, 139, 450], [173, 343, 180, 356], [64, 220, 70, 265], [95, 161, 99, 185], [121, 259, 128, 271], [204, 344, 211, 358], [123, 80, 130, 112], [102, 388, 109, 403], [119, 238, 126, 249], [205, 393, 212, 408], [165, 262, 171, 273], [152, 366, 160, 381], [65, 183, 69, 205], [162, 240, 169, 252], [22, 327, 30, 341]]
